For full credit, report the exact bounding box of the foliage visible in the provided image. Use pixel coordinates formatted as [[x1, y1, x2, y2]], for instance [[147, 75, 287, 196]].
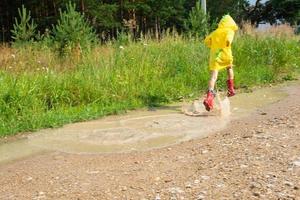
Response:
[[11, 5, 37, 45], [84, 1, 121, 35], [2, 0, 300, 43], [185, 1, 209, 38], [0, 33, 299, 136], [52, 2, 97, 55], [263, 0, 300, 25], [207, 0, 249, 24]]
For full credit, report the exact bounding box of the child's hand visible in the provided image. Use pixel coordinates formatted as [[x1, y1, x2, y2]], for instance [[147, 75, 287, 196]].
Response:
[[226, 41, 230, 47], [204, 35, 212, 48]]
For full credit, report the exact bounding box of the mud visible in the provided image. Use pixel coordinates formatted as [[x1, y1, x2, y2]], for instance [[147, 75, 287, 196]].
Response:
[[0, 81, 299, 200], [0, 84, 287, 163]]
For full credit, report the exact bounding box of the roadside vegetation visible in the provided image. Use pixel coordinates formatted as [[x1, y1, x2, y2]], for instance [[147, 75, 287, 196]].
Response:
[[0, 3, 299, 136]]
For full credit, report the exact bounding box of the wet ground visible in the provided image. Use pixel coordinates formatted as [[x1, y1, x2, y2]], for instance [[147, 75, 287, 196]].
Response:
[[0, 84, 286, 163], [0, 81, 299, 200]]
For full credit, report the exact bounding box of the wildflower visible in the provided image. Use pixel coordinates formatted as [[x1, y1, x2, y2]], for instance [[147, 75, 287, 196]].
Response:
[[143, 43, 148, 46], [11, 54, 16, 59], [119, 46, 124, 50]]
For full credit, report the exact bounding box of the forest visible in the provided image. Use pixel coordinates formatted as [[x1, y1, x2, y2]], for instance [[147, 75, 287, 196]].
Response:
[[1, 0, 299, 42]]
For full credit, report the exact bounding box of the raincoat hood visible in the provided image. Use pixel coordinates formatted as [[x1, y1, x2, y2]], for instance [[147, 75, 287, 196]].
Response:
[[218, 15, 238, 31]]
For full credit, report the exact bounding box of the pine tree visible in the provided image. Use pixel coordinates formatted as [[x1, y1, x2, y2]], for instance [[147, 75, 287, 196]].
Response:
[[11, 5, 37, 45], [185, 1, 209, 38], [53, 2, 97, 55]]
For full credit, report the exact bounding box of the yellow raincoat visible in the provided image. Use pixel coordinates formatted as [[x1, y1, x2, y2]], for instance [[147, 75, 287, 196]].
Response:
[[204, 15, 238, 71]]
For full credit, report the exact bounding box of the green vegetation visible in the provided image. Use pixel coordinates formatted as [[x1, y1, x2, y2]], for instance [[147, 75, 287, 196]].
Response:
[[2, 0, 300, 42], [11, 5, 37, 45], [0, 1, 299, 137], [184, 2, 210, 38], [53, 2, 97, 55], [0, 33, 299, 136]]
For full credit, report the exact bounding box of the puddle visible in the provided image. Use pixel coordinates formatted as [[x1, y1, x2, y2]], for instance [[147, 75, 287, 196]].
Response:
[[230, 86, 287, 116], [22, 111, 229, 154], [0, 84, 288, 163]]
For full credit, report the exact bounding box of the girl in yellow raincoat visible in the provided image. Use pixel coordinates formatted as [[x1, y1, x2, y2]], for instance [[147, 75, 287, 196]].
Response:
[[203, 14, 238, 111]]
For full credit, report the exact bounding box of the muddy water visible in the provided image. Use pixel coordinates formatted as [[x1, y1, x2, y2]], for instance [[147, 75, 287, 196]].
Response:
[[230, 86, 287, 116], [0, 85, 287, 163]]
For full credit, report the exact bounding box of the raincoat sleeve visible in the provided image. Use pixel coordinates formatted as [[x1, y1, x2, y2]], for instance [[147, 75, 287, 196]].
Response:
[[204, 33, 213, 48]]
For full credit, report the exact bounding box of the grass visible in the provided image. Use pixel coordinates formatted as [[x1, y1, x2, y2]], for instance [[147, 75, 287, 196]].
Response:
[[0, 33, 299, 136]]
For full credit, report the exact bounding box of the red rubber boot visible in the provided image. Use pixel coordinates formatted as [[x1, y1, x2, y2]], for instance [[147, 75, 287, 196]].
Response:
[[203, 90, 215, 111], [227, 79, 235, 97]]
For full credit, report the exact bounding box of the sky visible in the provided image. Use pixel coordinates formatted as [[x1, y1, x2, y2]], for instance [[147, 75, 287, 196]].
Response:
[[249, 0, 268, 5]]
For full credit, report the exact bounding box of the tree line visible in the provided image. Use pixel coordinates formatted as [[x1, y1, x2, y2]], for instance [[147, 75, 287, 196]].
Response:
[[1, 0, 299, 42]]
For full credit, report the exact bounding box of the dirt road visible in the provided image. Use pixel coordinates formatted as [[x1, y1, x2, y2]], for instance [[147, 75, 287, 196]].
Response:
[[0, 82, 299, 200]]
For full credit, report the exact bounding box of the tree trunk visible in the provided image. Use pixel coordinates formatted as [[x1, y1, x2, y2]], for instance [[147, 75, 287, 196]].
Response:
[[5, 0, 9, 41], [158, 17, 161, 39], [80, 0, 85, 13], [155, 16, 159, 40], [53, 1, 57, 17], [120, 0, 123, 20]]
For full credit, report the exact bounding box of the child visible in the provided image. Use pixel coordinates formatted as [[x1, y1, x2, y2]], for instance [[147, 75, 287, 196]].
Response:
[[203, 14, 238, 111]]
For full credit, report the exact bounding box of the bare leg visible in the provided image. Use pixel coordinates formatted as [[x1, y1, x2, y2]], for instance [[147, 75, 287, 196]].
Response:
[[208, 70, 219, 91], [227, 66, 234, 80]]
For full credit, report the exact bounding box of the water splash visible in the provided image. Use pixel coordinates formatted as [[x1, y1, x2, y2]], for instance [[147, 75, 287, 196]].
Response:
[[182, 93, 231, 118], [216, 93, 231, 118], [0, 85, 289, 163]]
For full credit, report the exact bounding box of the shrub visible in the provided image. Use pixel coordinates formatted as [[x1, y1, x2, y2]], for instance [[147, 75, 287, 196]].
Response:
[[52, 2, 97, 56], [11, 5, 37, 45], [184, 2, 209, 39]]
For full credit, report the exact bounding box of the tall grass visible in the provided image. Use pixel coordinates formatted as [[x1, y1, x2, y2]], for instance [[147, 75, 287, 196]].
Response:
[[0, 33, 299, 136]]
